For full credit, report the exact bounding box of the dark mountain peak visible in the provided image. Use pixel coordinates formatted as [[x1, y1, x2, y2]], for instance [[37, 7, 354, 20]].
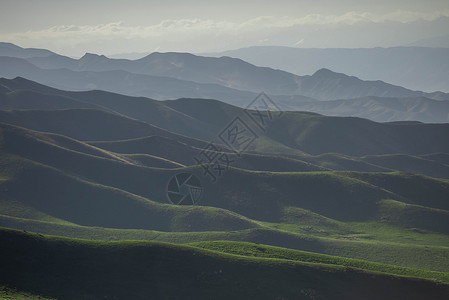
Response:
[[80, 53, 108, 61], [312, 68, 347, 79], [9, 76, 34, 85]]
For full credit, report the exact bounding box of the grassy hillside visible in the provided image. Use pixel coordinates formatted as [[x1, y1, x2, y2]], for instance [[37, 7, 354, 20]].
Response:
[[190, 240, 449, 283], [0, 286, 55, 300], [0, 109, 208, 148], [264, 112, 449, 156], [2, 52, 449, 300], [0, 155, 257, 232], [1, 83, 448, 294], [91, 137, 449, 179], [361, 154, 449, 179], [2, 214, 449, 272], [0, 89, 102, 111], [1, 228, 448, 300], [3, 103, 449, 159], [2, 78, 449, 157], [90, 136, 325, 172], [2, 123, 449, 230], [1, 139, 449, 272]]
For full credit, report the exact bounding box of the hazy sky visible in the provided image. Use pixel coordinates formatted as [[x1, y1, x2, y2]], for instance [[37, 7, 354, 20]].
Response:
[[1, 0, 449, 57]]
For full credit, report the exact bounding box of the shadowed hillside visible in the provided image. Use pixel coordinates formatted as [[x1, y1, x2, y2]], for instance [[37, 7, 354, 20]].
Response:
[[1, 228, 448, 300], [1, 75, 448, 295], [1, 123, 449, 234]]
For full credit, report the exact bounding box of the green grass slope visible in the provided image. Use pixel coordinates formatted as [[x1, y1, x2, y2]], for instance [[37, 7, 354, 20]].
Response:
[[2, 215, 449, 272], [190, 240, 449, 284], [2, 123, 449, 231], [3, 78, 449, 158], [265, 112, 449, 156], [0, 286, 55, 300], [0, 155, 257, 232], [1, 228, 448, 300], [91, 136, 449, 179], [90, 135, 325, 172], [1, 122, 449, 274], [361, 154, 449, 179]]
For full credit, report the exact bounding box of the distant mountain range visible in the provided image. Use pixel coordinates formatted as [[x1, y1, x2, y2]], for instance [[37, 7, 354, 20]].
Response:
[[0, 42, 55, 58], [1, 43, 449, 124], [14, 50, 449, 100], [206, 46, 449, 93], [1, 42, 449, 124]]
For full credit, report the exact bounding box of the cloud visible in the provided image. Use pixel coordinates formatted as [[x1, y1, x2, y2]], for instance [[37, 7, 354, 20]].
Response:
[[293, 39, 304, 47], [2, 10, 449, 56]]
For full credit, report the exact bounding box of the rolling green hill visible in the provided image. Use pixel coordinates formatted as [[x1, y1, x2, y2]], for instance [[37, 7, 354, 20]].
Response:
[[1, 122, 449, 274], [90, 136, 449, 179], [189, 240, 449, 283], [1, 228, 448, 300], [0, 109, 208, 149], [90, 136, 325, 172], [2, 78, 449, 158], [3, 214, 449, 272], [3, 122, 449, 225], [1, 80, 449, 298], [2, 102, 449, 159]]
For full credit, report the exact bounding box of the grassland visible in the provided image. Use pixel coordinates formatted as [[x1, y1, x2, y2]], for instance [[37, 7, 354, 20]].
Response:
[[0, 286, 55, 300], [1, 228, 448, 300], [1, 123, 448, 275], [2, 213, 449, 272], [1, 95, 449, 298], [189, 240, 449, 284]]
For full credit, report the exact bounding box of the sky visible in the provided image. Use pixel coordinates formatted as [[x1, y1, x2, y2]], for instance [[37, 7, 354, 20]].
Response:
[[1, 0, 449, 57]]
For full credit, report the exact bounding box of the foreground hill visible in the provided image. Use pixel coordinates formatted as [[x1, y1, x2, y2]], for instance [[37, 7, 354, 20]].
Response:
[[1, 228, 448, 300]]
